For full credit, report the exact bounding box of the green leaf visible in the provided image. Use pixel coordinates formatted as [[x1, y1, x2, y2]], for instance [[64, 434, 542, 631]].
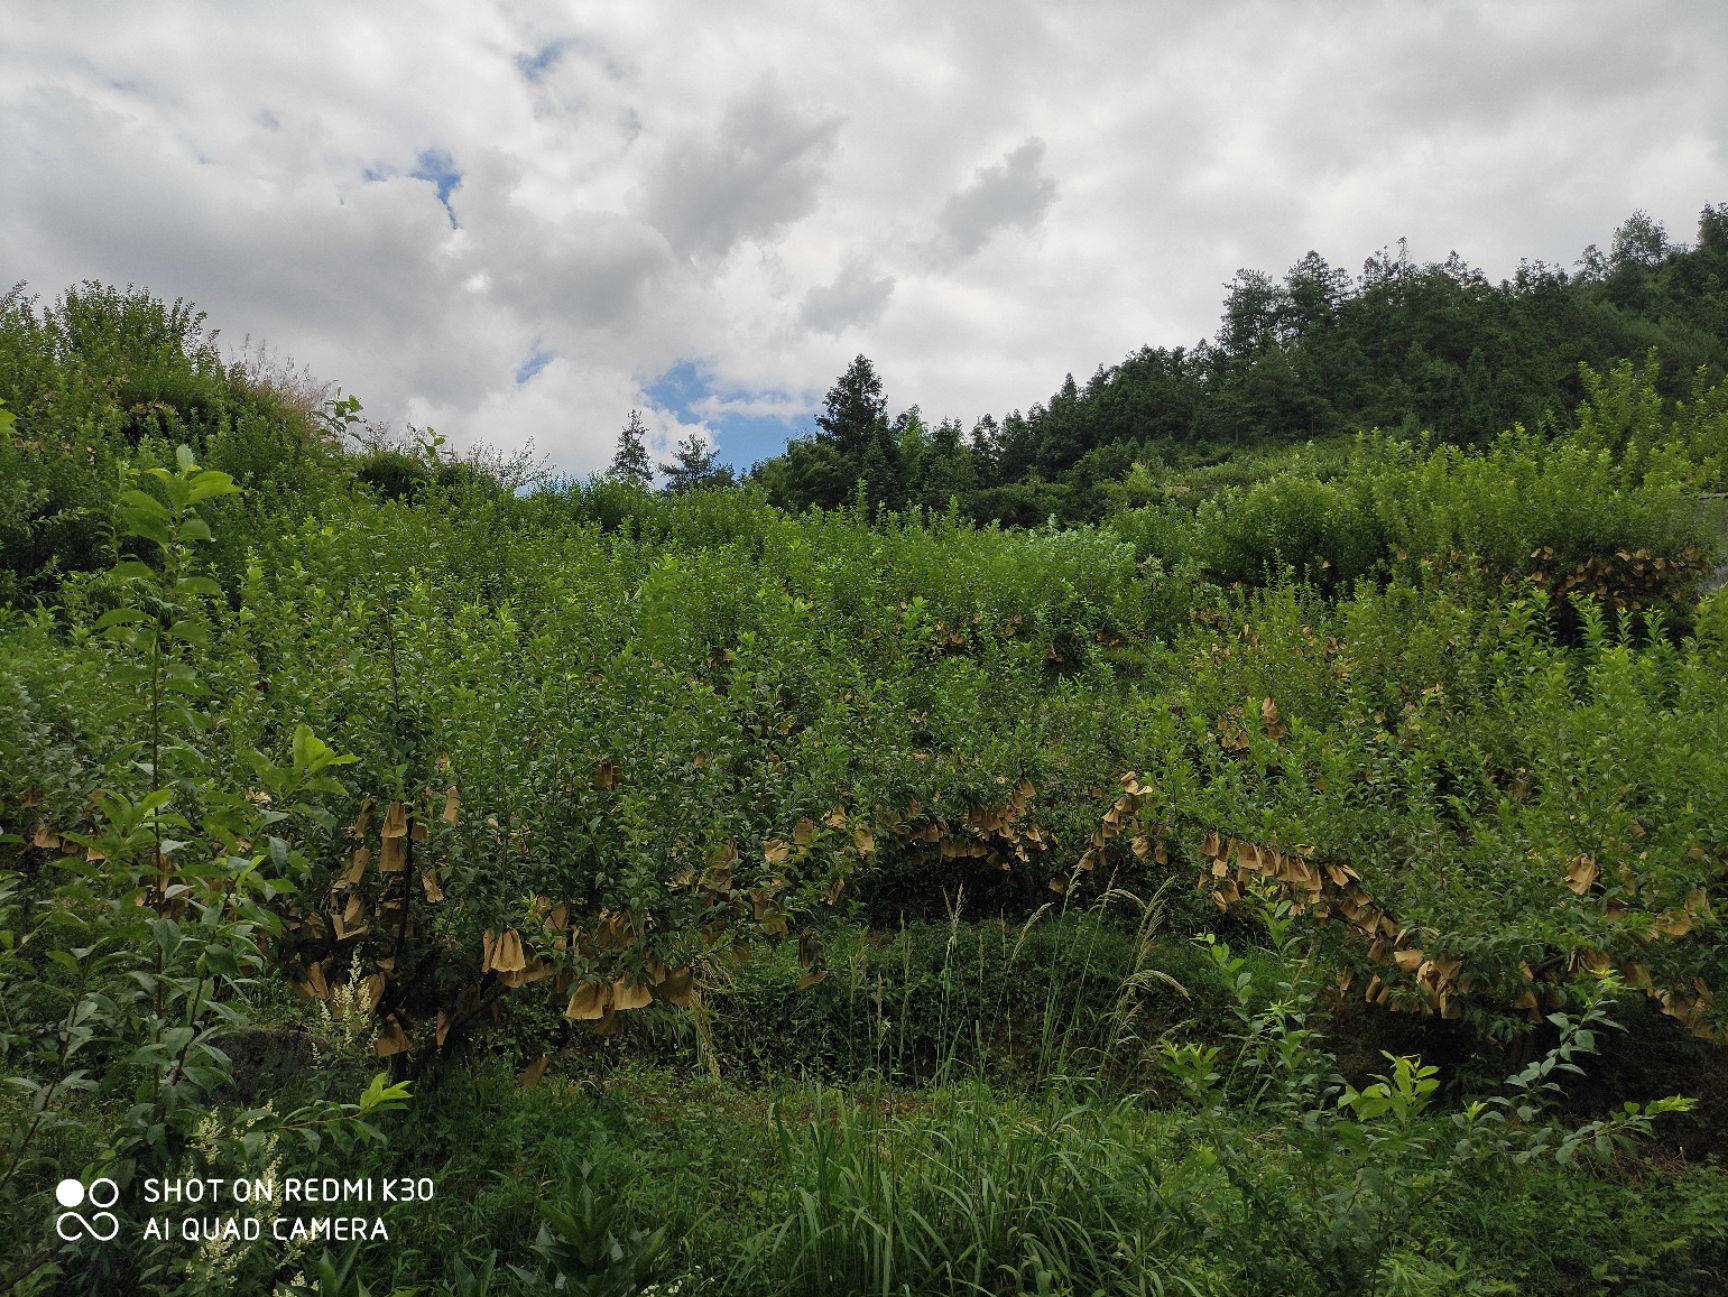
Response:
[[119, 489, 169, 520], [188, 469, 240, 502], [46, 949, 83, 978], [358, 1072, 413, 1112], [176, 574, 224, 598], [119, 508, 172, 546], [153, 919, 184, 960], [109, 559, 157, 583]]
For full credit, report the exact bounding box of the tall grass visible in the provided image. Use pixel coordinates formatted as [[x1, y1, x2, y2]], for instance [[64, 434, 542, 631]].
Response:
[[728, 884, 1202, 1296], [741, 1084, 1197, 1297]]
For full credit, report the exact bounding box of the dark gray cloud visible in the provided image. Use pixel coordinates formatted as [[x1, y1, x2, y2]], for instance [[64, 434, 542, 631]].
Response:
[[925, 137, 1057, 264], [637, 79, 842, 259], [799, 258, 895, 334]]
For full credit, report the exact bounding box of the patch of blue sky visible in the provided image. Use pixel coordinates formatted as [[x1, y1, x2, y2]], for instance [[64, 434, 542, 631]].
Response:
[[515, 41, 567, 83], [643, 360, 812, 473], [515, 342, 553, 386], [409, 149, 463, 229]]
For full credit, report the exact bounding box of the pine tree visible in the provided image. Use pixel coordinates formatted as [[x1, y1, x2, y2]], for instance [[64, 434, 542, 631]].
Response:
[[815, 356, 888, 459], [658, 433, 733, 494], [814, 355, 902, 509], [610, 410, 652, 486]]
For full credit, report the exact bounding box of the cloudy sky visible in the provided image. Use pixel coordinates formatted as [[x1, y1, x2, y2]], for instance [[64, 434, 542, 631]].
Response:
[[4, 2, 1726, 476]]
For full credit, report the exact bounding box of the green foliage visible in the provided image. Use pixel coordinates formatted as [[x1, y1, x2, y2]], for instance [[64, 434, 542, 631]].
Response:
[[0, 283, 340, 602], [746, 205, 1728, 523], [7, 238, 1728, 1293], [356, 448, 433, 501], [609, 410, 652, 488], [658, 433, 733, 495], [1146, 907, 1703, 1296], [1108, 414, 1717, 622], [511, 1158, 667, 1297], [0, 450, 408, 1296]]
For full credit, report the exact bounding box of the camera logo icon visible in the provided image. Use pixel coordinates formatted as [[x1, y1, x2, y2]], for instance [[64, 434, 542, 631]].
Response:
[[55, 1178, 120, 1242]]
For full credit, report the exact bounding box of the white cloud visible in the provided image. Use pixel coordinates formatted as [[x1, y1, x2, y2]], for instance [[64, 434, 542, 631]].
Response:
[[695, 392, 814, 421], [1, 0, 1724, 472]]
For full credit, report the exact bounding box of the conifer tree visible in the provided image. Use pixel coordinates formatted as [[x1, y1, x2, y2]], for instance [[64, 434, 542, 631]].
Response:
[[610, 409, 652, 486], [659, 433, 733, 493]]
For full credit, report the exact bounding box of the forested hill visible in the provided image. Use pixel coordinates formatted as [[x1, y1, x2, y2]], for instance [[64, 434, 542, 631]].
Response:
[[753, 204, 1728, 522], [3, 204, 1726, 607]]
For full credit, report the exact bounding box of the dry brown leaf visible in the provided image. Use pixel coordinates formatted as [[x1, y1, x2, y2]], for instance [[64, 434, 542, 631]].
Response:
[[1261, 696, 1287, 739]]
